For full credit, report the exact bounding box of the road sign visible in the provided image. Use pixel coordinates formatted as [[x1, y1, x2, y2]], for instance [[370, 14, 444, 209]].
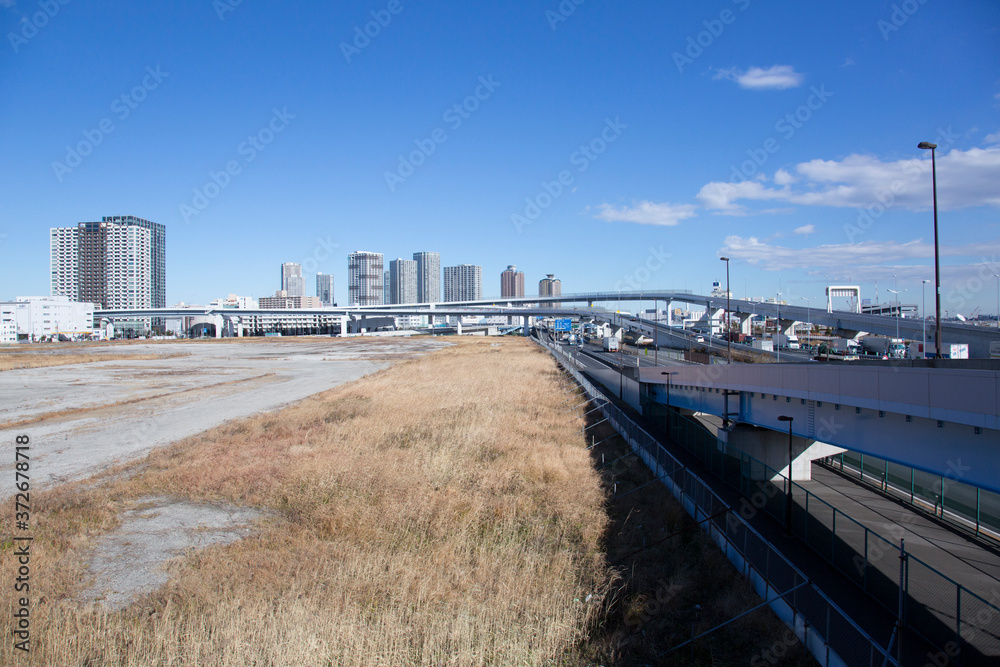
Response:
[[554, 318, 572, 332]]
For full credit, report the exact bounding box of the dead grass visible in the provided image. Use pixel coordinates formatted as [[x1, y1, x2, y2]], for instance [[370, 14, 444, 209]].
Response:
[[0, 352, 187, 372], [1, 337, 612, 666]]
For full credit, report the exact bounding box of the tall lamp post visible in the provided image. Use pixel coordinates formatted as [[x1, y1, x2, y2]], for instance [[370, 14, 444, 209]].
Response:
[[775, 293, 782, 363], [922, 279, 930, 357], [661, 370, 678, 433], [994, 274, 1000, 329], [800, 296, 811, 349], [778, 415, 794, 536], [720, 256, 732, 364], [887, 288, 905, 340], [918, 141, 941, 358]]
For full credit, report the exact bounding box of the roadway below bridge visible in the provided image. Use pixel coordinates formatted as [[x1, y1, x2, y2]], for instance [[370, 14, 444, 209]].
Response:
[[538, 334, 1000, 664]]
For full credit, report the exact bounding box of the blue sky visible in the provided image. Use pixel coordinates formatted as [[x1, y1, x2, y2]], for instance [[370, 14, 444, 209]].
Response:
[[2, 0, 999, 315]]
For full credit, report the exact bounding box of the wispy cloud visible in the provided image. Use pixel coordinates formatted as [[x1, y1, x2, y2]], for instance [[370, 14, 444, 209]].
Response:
[[697, 146, 1000, 215], [986, 129, 1000, 144], [593, 200, 697, 226], [793, 224, 816, 235], [719, 235, 1000, 282], [713, 65, 804, 90]]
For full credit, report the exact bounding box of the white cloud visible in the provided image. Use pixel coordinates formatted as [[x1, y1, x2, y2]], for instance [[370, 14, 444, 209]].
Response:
[[986, 129, 1000, 144], [594, 200, 697, 226], [719, 236, 1000, 279], [698, 146, 1000, 214], [773, 169, 796, 186], [793, 225, 816, 235], [713, 65, 804, 90]]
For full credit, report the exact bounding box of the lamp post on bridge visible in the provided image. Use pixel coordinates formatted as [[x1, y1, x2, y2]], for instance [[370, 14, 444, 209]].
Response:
[[918, 141, 941, 358], [888, 289, 906, 341], [922, 280, 930, 358], [778, 415, 794, 536], [800, 297, 811, 350], [720, 256, 731, 364], [661, 370, 678, 434]]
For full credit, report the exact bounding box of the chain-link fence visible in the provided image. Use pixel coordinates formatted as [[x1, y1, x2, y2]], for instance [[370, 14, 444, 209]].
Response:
[[540, 339, 896, 666]]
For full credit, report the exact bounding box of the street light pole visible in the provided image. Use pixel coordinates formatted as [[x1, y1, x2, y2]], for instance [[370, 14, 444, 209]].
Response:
[[888, 289, 903, 340], [775, 293, 781, 363], [922, 280, 930, 357], [800, 297, 811, 349], [778, 415, 794, 536], [994, 274, 1000, 329], [721, 256, 731, 364], [919, 141, 941, 358]]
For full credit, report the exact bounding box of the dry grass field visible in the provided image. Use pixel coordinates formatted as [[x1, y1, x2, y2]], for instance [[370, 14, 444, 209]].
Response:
[[1, 335, 810, 665], [0, 350, 186, 372], [1, 337, 612, 665]]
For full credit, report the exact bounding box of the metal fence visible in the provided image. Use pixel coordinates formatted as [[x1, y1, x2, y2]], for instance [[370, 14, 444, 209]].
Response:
[[540, 339, 897, 667], [822, 452, 1000, 545], [637, 381, 1000, 664]]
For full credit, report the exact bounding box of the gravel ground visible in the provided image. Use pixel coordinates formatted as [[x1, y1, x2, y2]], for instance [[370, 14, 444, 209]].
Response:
[[0, 337, 449, 486]]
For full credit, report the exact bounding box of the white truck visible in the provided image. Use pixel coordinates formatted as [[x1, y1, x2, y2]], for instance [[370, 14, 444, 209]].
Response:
[[908, 341, 969, 359], [602, 336, 620, 352], [773, 333, 800, 350], [861, 336, 907, 359], [752, 339, 774, 352], [829, 338, 862, 355]]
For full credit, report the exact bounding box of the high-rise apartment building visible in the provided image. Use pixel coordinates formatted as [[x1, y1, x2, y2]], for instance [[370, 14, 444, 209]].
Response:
[[539, 274, 562, 306], [443, 264, 482, 302], [316, 273, 334, 306], [348, 251, 384, 306], [389, 258, 418, 305], [50, 215, 165, 310], [413, 251, 441, 303], [501, 265, 525, 298], [281, 263, 304, 298]]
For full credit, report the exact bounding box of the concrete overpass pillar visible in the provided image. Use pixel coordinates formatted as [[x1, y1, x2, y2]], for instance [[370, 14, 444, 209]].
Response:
[[739, 314, 753, 335], [718, 424, 844, 481], [456, 319, 463, 336], [213, 314, 224, 339], [338, 315, 348, 337], [522, 316, 529, 336], [777, 319, 797, 336]]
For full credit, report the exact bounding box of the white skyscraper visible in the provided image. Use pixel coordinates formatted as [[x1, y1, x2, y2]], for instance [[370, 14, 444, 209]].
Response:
[[50, 215, 165, 311], [348, 251, 384, 306], [389, 258, 418, 305], [443, 264, 482, 302], [281, 263, 304, 298], [316, 273, 334, 306], [413, 251, 441, 303]]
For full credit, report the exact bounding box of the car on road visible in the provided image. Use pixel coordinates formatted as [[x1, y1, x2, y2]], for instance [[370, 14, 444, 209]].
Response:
[[695, 336, 705, 343]]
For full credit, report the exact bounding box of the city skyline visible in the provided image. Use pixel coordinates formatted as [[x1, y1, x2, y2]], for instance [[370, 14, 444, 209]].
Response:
[[3, 3, 1000, 317]]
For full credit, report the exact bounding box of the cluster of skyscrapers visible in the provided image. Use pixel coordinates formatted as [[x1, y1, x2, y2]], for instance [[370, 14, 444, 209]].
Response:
[[46, 215, 562, 319]]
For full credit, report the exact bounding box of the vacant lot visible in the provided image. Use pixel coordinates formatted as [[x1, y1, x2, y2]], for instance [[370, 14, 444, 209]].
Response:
[[1, 337, 612, 665]]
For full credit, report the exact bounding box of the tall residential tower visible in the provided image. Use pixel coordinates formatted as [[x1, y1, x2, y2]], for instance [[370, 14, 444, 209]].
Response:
[[413, 251, 440, 303], [348, 251, 384, 306]]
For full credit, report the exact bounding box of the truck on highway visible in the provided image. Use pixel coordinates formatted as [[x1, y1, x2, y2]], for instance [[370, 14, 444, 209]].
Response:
[[773, 333, 800, 350], [830, 338, 862, 355], [861, 336, 907, 359], [602, 336, 620, 352], [908, 341, 969, 359], [752, 339, 773, 352]]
